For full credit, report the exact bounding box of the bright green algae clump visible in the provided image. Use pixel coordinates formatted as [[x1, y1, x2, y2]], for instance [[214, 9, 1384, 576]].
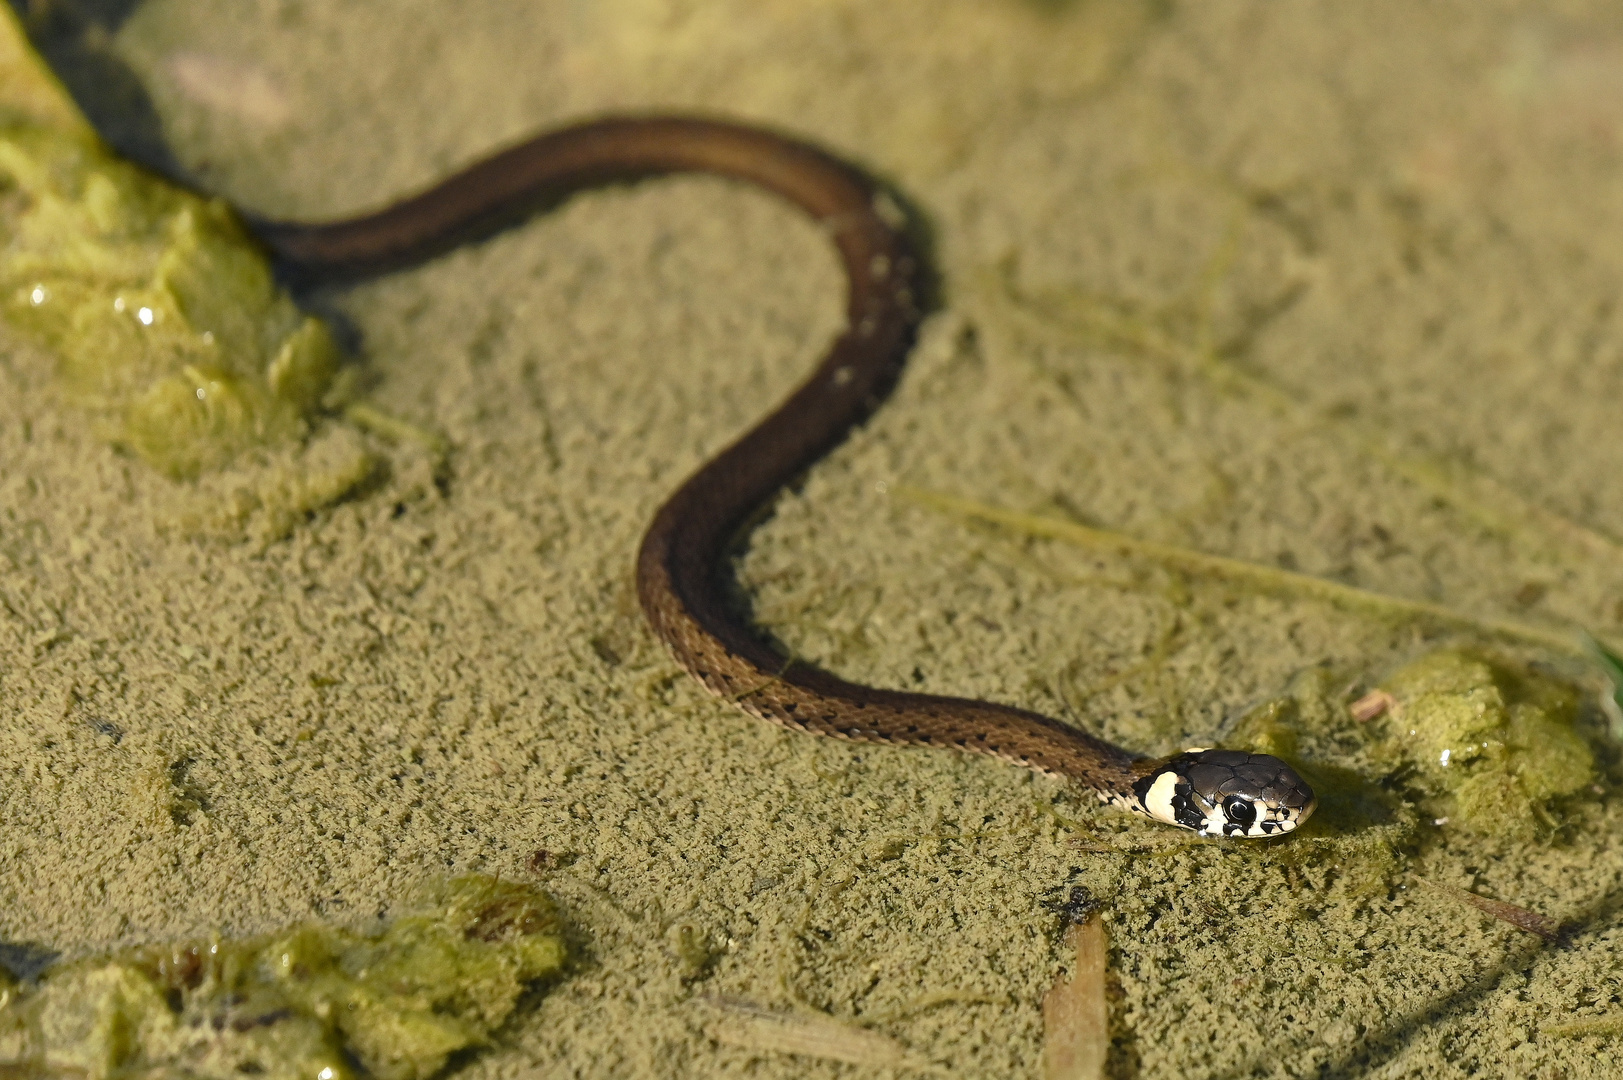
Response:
[[0, 4, 382, 497], [0, 875, 568, 1080], [0, 122, 342, 479], [1373, 649, 1597, 836]]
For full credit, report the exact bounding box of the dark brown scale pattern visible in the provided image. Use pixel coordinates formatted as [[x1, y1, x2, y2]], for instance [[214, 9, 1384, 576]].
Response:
[[249, 116, 1164, 809]]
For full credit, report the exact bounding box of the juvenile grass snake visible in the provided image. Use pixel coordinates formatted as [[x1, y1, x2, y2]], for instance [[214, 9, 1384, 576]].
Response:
[[250, 116, 1316, 839]]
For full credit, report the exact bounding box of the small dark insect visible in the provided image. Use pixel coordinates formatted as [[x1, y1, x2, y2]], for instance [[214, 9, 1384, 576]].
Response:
[[88, 717, 123, 744], [229, 1007, 294, 1033], [1042, 884, 1101, 926]]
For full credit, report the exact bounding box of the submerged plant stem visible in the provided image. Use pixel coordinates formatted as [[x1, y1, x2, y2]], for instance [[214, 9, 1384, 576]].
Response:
[[897, 485, 1592, 657], [1544, 1014, 1623, 1039], [983, 249, 1623, 572]]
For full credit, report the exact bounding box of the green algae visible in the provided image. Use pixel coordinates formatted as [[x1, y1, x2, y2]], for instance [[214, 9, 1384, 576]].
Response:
[[0, 7, 400, 535], [1226, 650, 1602, 844], [0, 121, 345, 480], [0, 875, 568, 1080], [1371, 649, 1598, 837]]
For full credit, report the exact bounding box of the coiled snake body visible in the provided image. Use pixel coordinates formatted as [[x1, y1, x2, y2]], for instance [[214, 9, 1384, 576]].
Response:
[[252, 117, 1316, 839]]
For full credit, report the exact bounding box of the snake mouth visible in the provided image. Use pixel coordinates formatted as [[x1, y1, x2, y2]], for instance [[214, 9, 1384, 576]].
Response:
[[1132, 749, 1317, 838]]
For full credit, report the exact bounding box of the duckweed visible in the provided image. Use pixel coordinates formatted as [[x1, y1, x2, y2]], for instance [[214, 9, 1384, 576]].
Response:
[[0, 875, 568, 1080]]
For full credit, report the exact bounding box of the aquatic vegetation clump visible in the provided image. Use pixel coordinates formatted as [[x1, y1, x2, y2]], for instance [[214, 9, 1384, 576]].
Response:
[[0, 875, 568, 1080], [1372, 649, 1597, 836], [0, 12, 448, 536], [0, 120, 342, 479]]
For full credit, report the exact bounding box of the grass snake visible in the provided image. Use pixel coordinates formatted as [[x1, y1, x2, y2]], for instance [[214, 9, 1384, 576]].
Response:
[[249, 116, 1316, 839]]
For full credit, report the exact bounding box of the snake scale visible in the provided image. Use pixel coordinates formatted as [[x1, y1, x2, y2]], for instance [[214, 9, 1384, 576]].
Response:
[[250, 116, 1316, 839]]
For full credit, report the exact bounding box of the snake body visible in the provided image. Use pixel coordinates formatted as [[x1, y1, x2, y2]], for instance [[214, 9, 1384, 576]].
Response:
[[252, 116, 1316, 838]]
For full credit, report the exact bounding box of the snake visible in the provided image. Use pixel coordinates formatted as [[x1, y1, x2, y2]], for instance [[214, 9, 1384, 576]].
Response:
[[249, 116, 1316, 839]]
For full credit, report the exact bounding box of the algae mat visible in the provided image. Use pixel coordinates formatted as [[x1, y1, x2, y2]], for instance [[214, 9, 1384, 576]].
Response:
[[5, 1, 1623, 1076]]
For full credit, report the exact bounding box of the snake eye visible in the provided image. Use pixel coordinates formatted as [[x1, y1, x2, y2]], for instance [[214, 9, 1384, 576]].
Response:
[[1222, 796, 1256, 827]]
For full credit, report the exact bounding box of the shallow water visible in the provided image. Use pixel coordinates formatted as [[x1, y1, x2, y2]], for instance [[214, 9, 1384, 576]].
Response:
[[5, 2, 1623, 1076]]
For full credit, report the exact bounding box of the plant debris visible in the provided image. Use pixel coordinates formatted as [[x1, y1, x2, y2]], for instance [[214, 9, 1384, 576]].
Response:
[[0, 875, 568, 1079]]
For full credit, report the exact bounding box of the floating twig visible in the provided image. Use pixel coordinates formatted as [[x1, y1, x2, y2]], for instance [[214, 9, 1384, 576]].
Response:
[[343, 402, 449, 458], [1349, 689, 1397, 722]]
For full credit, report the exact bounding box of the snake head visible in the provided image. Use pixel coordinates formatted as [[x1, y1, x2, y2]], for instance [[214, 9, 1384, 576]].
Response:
[[1131, 749, 1316, 838]]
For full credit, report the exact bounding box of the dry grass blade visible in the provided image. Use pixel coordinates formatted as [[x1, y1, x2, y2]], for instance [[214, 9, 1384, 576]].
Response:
[[1411, 876, 1561, 941], [700, 996, 944, 1074], [1043, 915, 1111, 1080]]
